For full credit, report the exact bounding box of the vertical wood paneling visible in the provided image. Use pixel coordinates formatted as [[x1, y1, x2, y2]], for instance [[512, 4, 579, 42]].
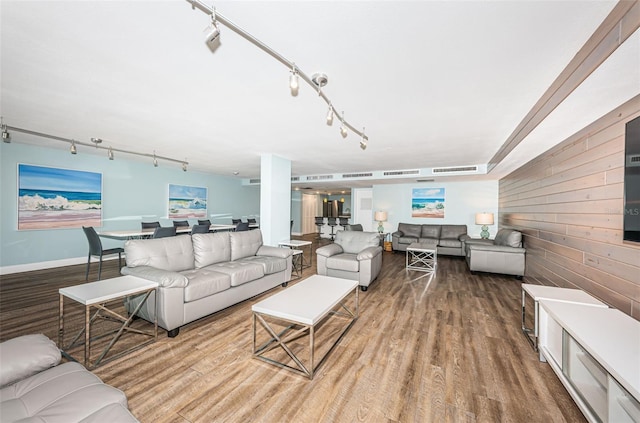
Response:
[[499, 96, 640, 320]]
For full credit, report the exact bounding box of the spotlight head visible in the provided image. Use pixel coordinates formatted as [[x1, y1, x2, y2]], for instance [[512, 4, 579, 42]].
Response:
[[205, 24, 221, 53], [70, 140, 77, 154], [360, 140, 367, 150], [182, 162, 187, 172], [340, 125, 348, 138], [2, 125, 10, 143]]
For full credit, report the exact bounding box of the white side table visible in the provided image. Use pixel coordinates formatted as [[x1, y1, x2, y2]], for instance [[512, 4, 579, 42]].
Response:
[[521, 283, 607, 360], [278, 239, 313, 269], [406, 242, 437, 273], [58, 275, 158, 369]]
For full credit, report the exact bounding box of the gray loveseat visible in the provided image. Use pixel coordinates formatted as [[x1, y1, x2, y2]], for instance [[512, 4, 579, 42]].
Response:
[[316, 231, 383, 291], [464, 228, 525, 278], [391, 223, 468, 255], [0, 334, 138, 422], [121, 230, 292, 337]]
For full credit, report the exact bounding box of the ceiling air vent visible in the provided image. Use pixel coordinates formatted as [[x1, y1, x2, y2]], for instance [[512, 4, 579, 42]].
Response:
[[383, 169, 420, 176], [291, 176, 300, 181], [306, 175, 334, 181], [416, 179, 435, 182], [432, 166, 478, 174], [342, 172, 373, 178], [248, 178, 261, 184]]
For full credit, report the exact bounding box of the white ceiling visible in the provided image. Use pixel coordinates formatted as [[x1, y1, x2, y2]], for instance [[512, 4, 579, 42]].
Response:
[[2, 1, 639, 192]]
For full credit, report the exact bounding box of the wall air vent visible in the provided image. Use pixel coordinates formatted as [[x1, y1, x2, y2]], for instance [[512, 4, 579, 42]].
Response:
[[249, 178, 261, 184], [342, 172, 373, 178], [291, 176, 300, 181], [383, 169, 420, 176], [306, 175, 334, 181], [628, 154, 640, 167], [432, 166, 478, 174]]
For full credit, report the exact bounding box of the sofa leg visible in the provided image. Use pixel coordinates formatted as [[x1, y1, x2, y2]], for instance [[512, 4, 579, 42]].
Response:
[[281, 282, 289, 287], [167, 328, 180, 338], [360, 285, 368, 292]]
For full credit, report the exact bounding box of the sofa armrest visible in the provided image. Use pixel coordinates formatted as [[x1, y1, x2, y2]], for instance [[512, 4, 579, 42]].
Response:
[[357, 246, 383, 260], [0, 334, 61, 388], [468, 244, 525, 254], [459, 234, 471, 242], [121, 266, 188, 288], [316, 243, 343, 258], [256, 245, 292, 258], [391, 231, 403, 239]]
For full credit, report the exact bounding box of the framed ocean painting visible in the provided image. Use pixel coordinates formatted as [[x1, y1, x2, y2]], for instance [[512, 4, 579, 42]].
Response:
[[18, 164, 102, 230], [168, 184, 207, 218], [411, 188, 445, 218]]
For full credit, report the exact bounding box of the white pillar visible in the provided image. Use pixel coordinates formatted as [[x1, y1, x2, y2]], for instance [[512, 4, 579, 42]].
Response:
[[260, 154, 291, 246]]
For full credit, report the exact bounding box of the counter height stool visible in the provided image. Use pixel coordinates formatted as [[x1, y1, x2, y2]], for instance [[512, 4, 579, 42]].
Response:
[[327, 217, 338, 241], [191, 224, 210, 234], [315, 217, 324, 240]]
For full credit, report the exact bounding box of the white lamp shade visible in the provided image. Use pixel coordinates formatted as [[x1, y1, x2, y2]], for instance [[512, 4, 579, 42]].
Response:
[[374, 211, 387, 222], [475, 212, 494, 225]]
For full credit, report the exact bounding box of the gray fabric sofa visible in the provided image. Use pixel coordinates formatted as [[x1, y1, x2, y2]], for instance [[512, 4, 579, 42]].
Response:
[[316, 231, 383, 291], [391, 223, 468, 255], [121, 230, 292, 337], [0, 334, 138, 422], [464, 229, 525, 278]]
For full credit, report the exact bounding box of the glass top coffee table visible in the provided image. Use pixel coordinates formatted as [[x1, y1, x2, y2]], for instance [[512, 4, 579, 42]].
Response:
[[251, 275, 358, 379]]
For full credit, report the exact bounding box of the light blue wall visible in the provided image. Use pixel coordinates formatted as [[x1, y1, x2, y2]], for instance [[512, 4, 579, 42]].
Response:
[[0, 142, 260, 270], [373, 180, 499, 237]]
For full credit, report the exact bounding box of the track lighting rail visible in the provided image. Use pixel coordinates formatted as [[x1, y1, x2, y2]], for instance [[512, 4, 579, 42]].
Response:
[[186, 0, 368, 146], [3, 125, 189, 169]]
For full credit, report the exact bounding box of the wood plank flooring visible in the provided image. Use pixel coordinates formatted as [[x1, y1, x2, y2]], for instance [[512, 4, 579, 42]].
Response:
[[0, 237, 585, 422]]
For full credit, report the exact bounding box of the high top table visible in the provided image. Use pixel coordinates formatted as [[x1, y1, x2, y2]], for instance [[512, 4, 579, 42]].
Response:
[[252, 275, 358, 379], [58, 275, 158, 369]]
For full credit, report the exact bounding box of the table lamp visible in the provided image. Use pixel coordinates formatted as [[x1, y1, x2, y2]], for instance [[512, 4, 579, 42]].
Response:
[[475, 212, 494, 239], [374, 211, 387, 233]]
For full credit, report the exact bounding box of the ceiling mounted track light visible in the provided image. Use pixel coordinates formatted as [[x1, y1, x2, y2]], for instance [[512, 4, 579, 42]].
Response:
[[0, 119, 188, 170], [186, 0, 368, 150]]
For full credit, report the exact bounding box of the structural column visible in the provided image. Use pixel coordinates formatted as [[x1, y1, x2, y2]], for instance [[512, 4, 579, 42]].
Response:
[[260, 154, 291, 246]]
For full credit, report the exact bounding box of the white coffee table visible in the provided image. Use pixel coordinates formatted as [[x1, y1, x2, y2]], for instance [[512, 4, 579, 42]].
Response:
[[406, 242, 437, 272], [58, 275, 158, 369], [251, 275, 358, 379], [278, 239, 313, 269]]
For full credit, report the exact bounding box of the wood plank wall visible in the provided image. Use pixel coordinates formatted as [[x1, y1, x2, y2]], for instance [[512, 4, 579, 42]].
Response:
[[499, 95, 640, 320]]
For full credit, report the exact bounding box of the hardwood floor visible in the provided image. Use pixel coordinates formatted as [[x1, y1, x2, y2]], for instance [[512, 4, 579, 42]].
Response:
[[0, 237, 585, 422]]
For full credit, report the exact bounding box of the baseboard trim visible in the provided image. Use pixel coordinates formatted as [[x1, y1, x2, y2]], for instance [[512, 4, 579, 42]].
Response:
[[0, 256, 119, 276]]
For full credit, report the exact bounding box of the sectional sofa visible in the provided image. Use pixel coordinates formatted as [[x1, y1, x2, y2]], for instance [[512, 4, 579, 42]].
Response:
[[121, 230, 292, 337], [0, 334, 138, 422], [391, 223, 468, 255]]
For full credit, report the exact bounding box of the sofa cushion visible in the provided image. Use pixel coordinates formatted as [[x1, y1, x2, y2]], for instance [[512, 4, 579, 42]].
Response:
[[326, 254, 359, 272], [398, 223, 421, 238], [125, 236, 194, 272], [229, 230, 263, 261], [239, 256, 287, 275], [440, 225, 467, 240], [420, 225, 441, 239], [438, 238, 462, 248], [181, 269, 231, 302], [192, 232, 231, 269], [335, 231, 380, 254], [494, 229, 522, 248], [398, 236, 417, 245], [0, 334, 61, 388], [209, 261, 264, 287], [0, 362, 131, 423]]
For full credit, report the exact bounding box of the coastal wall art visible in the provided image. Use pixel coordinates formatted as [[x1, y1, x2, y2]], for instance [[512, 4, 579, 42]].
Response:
[[168, 184, 207, 219], [411, 187, 445, 218], [17, 164, 102, 230]]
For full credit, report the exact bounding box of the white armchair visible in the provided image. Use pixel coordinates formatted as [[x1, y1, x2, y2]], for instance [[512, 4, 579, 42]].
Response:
[[316, 231, 383, 291]]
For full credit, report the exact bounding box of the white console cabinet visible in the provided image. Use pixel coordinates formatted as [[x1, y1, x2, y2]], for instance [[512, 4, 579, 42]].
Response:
[[539, 301, 640, 423]]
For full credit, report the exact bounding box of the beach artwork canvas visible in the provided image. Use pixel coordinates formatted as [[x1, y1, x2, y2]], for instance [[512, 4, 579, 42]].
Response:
[[18, 164, 102, 230], [411, 188, 445, 218], [168, 184, 207, 218]]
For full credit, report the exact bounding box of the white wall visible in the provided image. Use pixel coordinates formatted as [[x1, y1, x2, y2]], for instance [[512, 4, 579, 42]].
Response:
[[372, 180, 499, 237]]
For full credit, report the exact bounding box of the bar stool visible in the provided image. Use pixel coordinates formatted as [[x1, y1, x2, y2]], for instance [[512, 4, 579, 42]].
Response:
[[315, 217, 324, 240], [327, 217, 338, 241], [339, 217, 349, 231]]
